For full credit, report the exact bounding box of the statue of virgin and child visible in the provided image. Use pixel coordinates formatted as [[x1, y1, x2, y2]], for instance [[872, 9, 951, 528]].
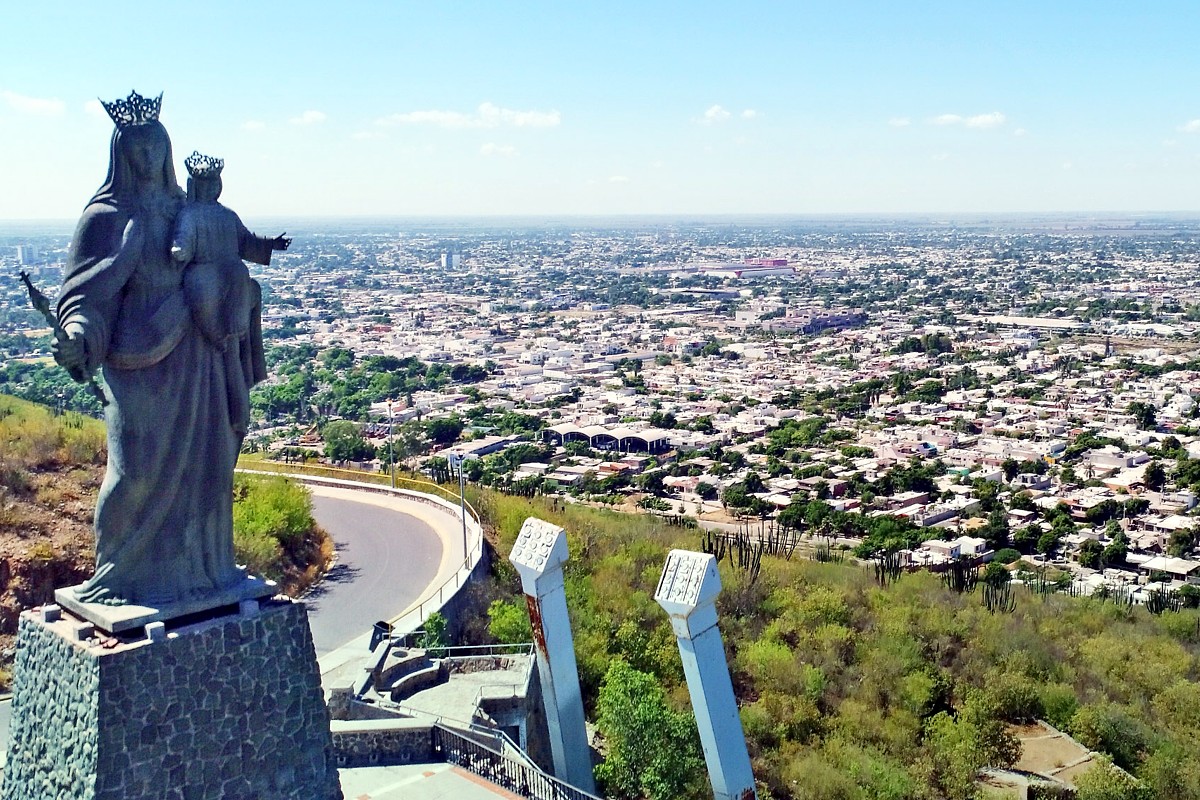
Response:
[[52, 91, 289, 613]]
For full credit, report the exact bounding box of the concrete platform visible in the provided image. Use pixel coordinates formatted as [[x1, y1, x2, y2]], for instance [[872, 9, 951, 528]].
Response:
[[55, 573, 278, 633], [340, 762, 522, 799]]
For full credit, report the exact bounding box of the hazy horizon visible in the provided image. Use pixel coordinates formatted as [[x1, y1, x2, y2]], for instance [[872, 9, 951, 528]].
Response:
[[5, 1, 1200, 219]]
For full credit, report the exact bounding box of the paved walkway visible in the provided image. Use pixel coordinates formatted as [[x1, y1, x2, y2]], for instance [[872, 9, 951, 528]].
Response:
[[340, 763, 524, 799]]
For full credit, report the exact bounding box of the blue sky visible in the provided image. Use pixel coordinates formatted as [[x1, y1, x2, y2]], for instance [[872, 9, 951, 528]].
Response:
[[3, 1, 1200, 218]]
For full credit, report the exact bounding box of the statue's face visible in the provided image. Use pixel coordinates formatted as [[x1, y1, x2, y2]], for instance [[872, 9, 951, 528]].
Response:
[[194, 177, 222, 203], [123, 127, 168, 180]]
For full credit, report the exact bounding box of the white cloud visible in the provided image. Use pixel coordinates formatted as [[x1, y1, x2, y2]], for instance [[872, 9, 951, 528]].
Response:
[[741, 109, 759, 119], [480, 142, 517, 157], [289, 110, 327, 125], [2, 90, 65, 116], [888, 117, 911, 127], [242, 120, 266, 132], [83, 99, 106, 119], [478, 102, 559, 128], [1180, 119, 1200, 134], [932, 152, 950, 161], [965, 112, 1006, 129], [608, 175, 630, 183], [352, 130, 386, 140], [1014, 127, 1027, 137], [932, 111, 1006, 129], [377, 102, 560, 129], [702, 104, 731, 124]]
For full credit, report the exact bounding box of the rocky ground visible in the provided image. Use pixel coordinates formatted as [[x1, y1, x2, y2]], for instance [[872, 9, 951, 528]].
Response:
[[0, 445, 100, 686]]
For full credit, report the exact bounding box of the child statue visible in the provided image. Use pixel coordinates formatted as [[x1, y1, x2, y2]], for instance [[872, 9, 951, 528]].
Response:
[[172, 151, 289, 435]]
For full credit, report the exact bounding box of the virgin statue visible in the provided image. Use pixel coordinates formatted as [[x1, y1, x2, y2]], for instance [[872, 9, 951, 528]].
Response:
[[53, 91, 281, 610]]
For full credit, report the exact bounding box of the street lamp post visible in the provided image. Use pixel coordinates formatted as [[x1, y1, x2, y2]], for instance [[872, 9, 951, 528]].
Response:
[[459, 457, 468, 563], [387, 401, 395, 489]]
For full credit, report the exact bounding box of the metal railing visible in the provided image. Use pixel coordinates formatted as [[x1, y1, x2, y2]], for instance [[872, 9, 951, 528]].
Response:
[[235, 464, 485, 637], [432, 724, 603, 800]]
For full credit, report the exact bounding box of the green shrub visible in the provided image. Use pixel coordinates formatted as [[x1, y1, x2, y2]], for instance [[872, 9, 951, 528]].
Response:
[[994, 548, 1021, 564], [487, 599, 532, 644]]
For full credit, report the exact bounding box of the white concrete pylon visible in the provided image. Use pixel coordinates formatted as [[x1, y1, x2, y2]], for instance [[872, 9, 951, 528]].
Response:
[[655, 549, 757, 800], [510, 518, 595, 793]]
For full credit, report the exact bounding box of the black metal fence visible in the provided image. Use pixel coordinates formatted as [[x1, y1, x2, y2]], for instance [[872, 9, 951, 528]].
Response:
[[431, 724, 602, 800]]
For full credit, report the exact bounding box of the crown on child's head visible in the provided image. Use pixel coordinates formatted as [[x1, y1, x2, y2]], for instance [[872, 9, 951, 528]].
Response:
[[100, 90, 162, 128], [184, 151, 224, 179]]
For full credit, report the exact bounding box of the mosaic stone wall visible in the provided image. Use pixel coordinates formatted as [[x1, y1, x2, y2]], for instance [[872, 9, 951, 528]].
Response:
[[2, 599, 342, 800]]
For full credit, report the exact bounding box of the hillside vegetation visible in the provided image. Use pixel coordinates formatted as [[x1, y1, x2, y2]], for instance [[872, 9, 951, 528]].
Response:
[[0, 395, 332, 687], [477, 491, 1200, 800]]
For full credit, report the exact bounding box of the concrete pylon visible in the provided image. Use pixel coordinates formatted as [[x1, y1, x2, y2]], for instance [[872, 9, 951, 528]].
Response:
[[655, 549, 757, 800], [509, 518, 595, 793]]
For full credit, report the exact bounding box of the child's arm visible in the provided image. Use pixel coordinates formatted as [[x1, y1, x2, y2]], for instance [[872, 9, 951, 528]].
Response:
[[236, 217, 288, 265], [170, 208, 197, 264]]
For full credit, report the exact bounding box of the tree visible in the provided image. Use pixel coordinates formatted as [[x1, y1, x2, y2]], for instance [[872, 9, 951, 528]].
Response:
[[1103, 531, 1128, 566], [984, 506, 1010, 550], [1143, 460, 1166, 491], [594, 660, 705, 800], [638, 471, 666, 497], [1078, 539, 1104, 569], [721, 484, 750, 512], [1009, 491, 1036, 512], [1002, 458, 1020, 481], [1127, 401, 1157, 431], [425, 415, 464, 446], [322, 420, 375, 462], [1167, 526, 1198, 558], [563, 439, 594, 458], [1013, 523, 1041, 554]]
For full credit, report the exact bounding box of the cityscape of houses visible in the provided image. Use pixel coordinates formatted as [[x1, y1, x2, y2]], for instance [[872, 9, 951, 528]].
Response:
[[5, 217, 1200, 602]]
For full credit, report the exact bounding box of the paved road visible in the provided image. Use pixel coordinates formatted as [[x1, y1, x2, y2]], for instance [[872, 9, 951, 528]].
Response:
[[305, 490, 445, 657]]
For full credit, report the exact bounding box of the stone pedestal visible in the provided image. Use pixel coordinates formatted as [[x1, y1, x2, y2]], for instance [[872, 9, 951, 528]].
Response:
[[2, 598, 343, 800], [54, 574, 278, 634]]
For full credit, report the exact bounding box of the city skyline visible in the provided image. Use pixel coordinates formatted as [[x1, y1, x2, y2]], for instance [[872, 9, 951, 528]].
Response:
[[4, 1, 1200, 219]]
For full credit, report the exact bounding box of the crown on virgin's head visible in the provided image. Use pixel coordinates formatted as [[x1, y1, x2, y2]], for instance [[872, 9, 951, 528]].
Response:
[[184, 151, 224, 179], [100, 90, 162, 128]]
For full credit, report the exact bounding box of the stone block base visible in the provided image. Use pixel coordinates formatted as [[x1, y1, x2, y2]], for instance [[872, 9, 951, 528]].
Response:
[[2, 599, 343, 800]]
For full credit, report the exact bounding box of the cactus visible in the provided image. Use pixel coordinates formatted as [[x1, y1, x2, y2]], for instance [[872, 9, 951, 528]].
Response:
[[984, 580, 1017, 614], [1146, 587, 1183, 615], [873, 548, 904, 586], [942, 557, 979, 595]]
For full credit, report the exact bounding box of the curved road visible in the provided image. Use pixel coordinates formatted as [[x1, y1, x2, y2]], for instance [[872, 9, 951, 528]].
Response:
[[305, 485, 447, 657]]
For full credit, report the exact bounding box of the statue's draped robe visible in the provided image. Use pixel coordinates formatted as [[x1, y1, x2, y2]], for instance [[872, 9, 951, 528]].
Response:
[[59, 194, 272, 605]]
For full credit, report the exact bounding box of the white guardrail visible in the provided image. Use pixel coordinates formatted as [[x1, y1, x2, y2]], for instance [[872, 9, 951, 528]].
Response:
[[236, 468, 485, 637]]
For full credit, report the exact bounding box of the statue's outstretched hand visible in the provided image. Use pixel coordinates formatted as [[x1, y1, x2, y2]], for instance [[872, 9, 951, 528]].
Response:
[[272, 233, 291, 251], [52, 330, 87, 379]]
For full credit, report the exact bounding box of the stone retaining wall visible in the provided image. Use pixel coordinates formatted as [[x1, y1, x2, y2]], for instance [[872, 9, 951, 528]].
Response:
[[330, 720, 434, 768]]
